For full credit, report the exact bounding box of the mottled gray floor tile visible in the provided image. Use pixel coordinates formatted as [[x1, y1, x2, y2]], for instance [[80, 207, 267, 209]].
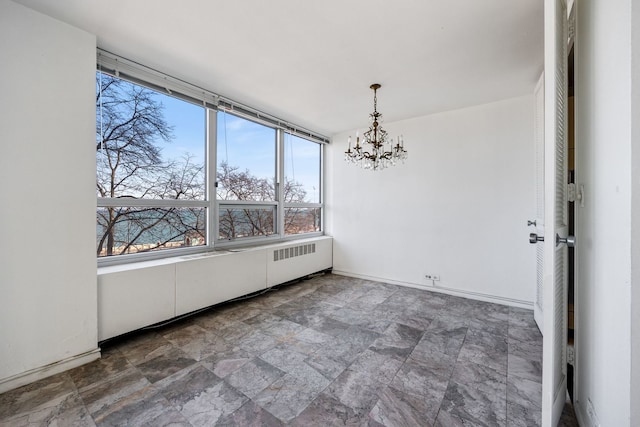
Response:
[[161, 323, 208, 348], [348, 289, 397, 311], [349, 349, 404, 384], [390, 358, 449, 404], [200, 346, 251, 378], [136, 347, 197, 384], [224, 358, 285, 399], [507, 401, 541, 427], [324, 369, 383, 413], [439, 296, 479, 319], [369, 322, 423, 360], [256, 317, 306, 340], [306, 315, 352, 337], [291, 392, 369, 427], [1, 390, 94, 427], [117, 332, 176, 366], [509, 324, 543, 344], [68, 349, 132, 390], [236, 330, 280, 355], [468, 306, 510, 337], [392, 313, 434, 331], [176, 380, 247, 426], [215, 320, 256, 342], [432, 312, 470, 330], [310, 328, 379, 367], [210, 303, 264, 324], [441, 362, 507, 427], [253, 364, 330, 422], [92, 385, 181, 427], [508, 335, 543, 363], [193, 310, 235, 330], [217, 400, 285, 427], [288, 327, 334, 355], [329, 306, 392, 333], [175, 330, 232, 362], [242, 311, 283, 327], [507, 374, 542, 410], [155, 364, 220, 406], [456, 329, 508, 373], [338, 326, 382, 351], [259, 346, 308, 374], [412, 320, 467, 360], [321, 286, 371, 307], [406, 350, 457, 381], [0, 274, 575, 426], [0, 372, 77, 420], [369, 385, 438, 427], [79, 367, 150, 418], [157, 365, 246, 426], [275, 303, 339, 327], [305, 349, 351, 380], [507, 353, 542, 383], [433, 409, 467, 427], [509, 307, 538, 330]]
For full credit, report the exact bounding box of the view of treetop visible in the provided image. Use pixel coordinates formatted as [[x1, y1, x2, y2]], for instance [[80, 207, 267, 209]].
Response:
[[96, 72, 321, 258]]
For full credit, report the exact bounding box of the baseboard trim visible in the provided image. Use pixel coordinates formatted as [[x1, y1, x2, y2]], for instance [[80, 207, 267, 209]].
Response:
[[332, 270, 533, 309], [0, 348, 101, 394]]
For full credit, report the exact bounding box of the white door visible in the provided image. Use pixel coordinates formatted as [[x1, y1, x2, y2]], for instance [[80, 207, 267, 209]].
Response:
[[533, 72, 545, 333], [542, 0, 569, 425]]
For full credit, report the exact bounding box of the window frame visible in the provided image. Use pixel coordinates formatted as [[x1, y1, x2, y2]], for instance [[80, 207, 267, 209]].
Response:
[[96, 50, 326, 266]]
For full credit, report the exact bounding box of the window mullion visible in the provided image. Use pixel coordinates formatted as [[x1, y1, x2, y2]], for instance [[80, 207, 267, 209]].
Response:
[[277, 129, 285, 238], [207, 108, 218, 249]]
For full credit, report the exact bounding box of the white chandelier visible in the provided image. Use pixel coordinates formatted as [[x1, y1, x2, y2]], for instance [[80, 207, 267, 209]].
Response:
[[344, 83, 407, 170]]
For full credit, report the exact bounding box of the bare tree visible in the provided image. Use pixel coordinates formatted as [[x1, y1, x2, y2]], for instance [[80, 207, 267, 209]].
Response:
[[217, 162, 316, 238], [96, 74, 205, 256]]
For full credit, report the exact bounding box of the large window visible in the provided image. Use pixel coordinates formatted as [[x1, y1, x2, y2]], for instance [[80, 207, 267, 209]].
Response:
[[284, 133, 322, 235], [217, 112, 277, 240], [96, 72, 206, 258], [96, 54, 325, 263]]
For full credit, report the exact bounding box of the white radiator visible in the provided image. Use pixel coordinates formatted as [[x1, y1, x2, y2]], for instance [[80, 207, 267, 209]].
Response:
[[97, 236, 333, 341], [267, 237, 332, 287]]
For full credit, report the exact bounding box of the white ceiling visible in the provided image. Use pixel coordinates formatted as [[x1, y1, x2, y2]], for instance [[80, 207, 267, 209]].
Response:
[[14, 0, 543, 136]]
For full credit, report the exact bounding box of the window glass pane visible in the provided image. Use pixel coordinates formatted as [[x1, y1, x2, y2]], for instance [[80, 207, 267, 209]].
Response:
[[96, 72, 206, 200], [216, 112, 276, 201], [284, 207, 321, 235], [97, 207, 206, 257], [284, 134, 321, 203], [218, 206, 276, 240]]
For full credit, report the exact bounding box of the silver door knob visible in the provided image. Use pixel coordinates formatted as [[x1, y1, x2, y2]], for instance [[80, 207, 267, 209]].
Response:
[[529, 233, 544, 244], [556, 234, 576, 248]]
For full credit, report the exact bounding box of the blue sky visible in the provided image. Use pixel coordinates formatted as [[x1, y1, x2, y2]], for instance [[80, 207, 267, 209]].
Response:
[[98, 74, 321, 203], [159, 93, 321, 202]]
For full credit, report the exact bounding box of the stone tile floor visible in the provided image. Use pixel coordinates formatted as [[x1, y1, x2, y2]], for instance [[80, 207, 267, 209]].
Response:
[[0, 273, 579, 426]]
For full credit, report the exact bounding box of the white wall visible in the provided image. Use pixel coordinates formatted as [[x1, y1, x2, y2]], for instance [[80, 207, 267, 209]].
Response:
[[326, 95, 537, 305], [575, 0, 632, 425], [0, 0, 99, 392], [632, 0, 640, 424]]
